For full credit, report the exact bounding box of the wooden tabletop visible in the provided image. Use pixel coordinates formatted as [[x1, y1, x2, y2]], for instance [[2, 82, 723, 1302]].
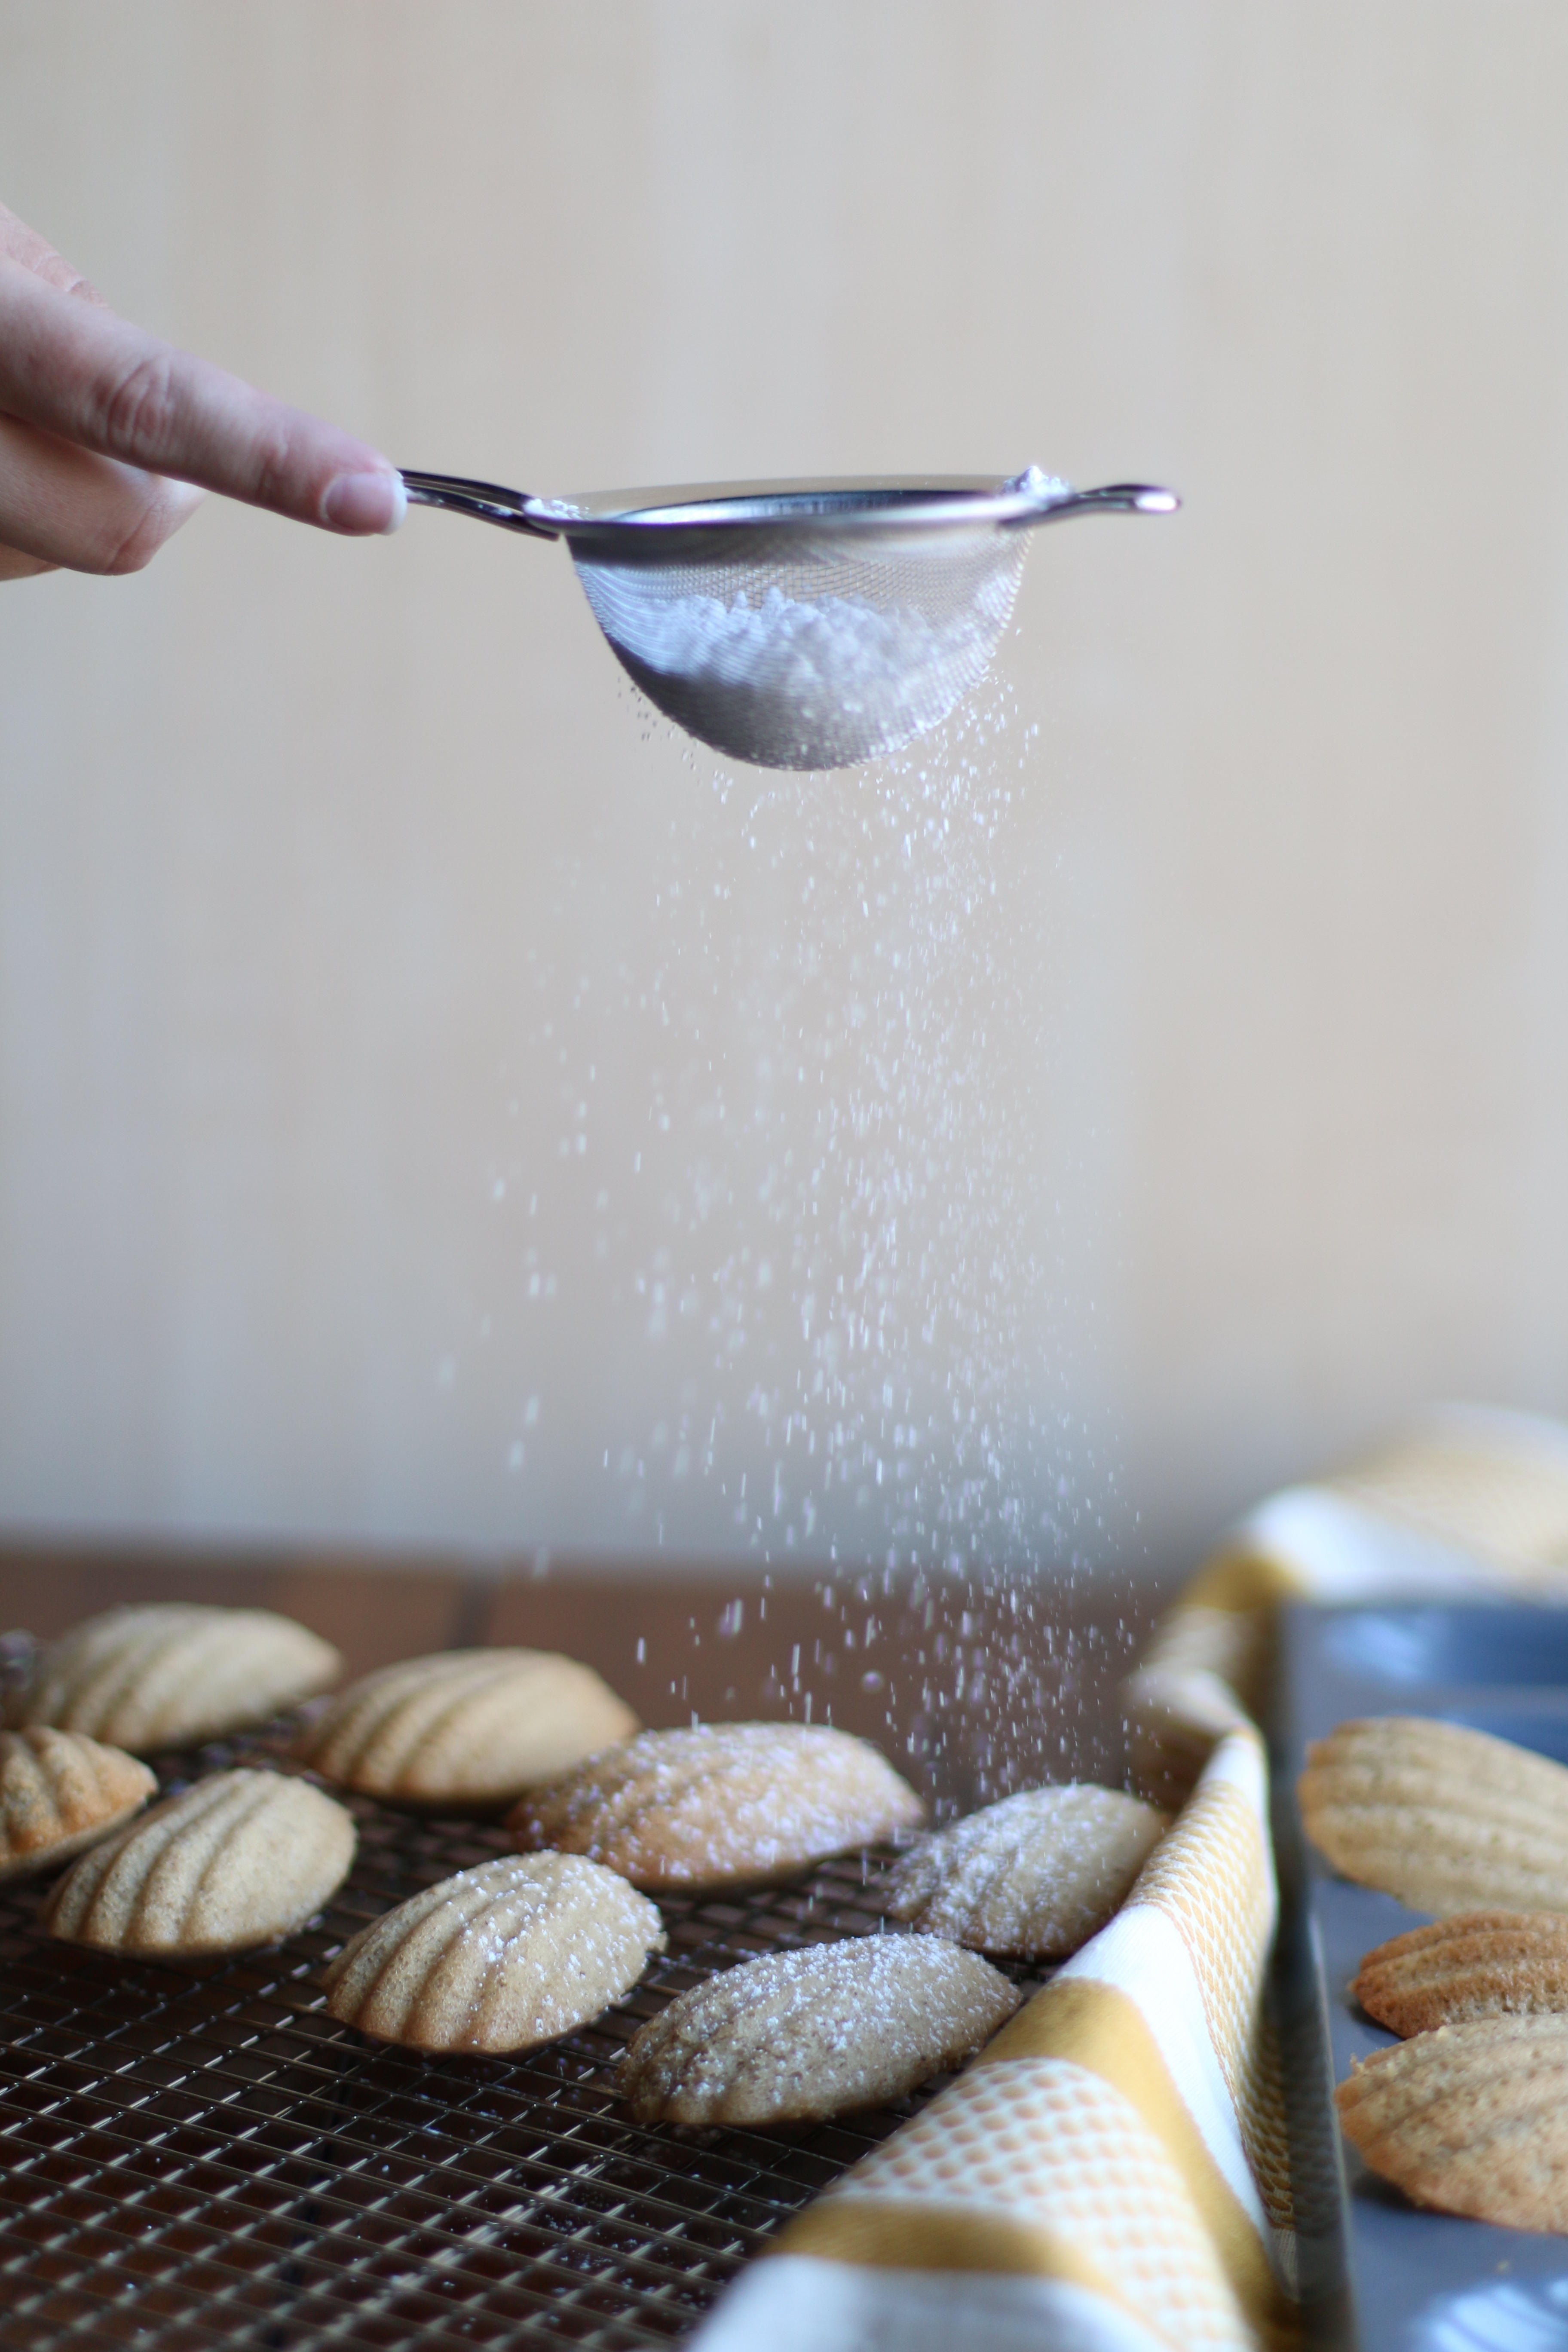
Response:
[[0, 1540, 1164, 1811]]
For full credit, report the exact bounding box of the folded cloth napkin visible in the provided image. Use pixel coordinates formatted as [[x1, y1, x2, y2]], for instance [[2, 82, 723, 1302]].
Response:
[[692, 1404, 1568, 2352], [1126, 1402, 1568, 1805]]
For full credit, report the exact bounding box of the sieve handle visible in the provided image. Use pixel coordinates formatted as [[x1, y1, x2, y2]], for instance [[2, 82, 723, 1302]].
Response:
[[399, 471, 563, 539], [1012, 481, 1179, 530]]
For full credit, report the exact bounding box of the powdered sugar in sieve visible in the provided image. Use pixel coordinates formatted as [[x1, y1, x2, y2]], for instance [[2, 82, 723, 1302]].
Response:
[[573, 556, 1027, 771]]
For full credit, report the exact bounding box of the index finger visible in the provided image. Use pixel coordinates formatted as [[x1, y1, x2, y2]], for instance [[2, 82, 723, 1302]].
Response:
[[0, 256, 404, 535]]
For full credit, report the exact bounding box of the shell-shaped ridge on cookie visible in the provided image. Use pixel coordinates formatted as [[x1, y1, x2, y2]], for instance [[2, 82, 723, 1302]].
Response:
[[509, 1720, 925, 1890], [1300, 1715, 1568, 1917], [1354, 1909, 1568, 2036], [1336, 2012, 1568, 2231], [0, 1727, 156, 1883], [12, 1604, 342, 1752], [620, 1936, 1019, 2126], [323, 1852, 665, 2051], [45, 1767, 357, 1957], [294, 1646, 637, 1809], [882, 1782, 1167, 1959]]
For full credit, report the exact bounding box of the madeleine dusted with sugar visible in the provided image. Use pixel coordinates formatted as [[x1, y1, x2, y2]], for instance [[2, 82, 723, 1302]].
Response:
[[1354, 1911, 1568, 2038], [511, 1722, 924, 1891], [1299, 1715, 1568, 1917], [883, 1782, 1168, 1959], [324, 1853, 665, 2051], [621, 1936, 1018, 2126], [1337, 2015, 1568, 2232], [13, 1604, 341, 1753], [294, 1648, 637, 1810], [0, 1728, 156, 1882], [45, 1769, 356, 1957]]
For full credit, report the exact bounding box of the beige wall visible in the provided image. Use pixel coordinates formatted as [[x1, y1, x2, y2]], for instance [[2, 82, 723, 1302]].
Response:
[[3, 0, 1568, 1578]]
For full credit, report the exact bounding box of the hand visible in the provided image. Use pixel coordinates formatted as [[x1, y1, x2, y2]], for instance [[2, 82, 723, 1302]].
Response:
[[0, 202, 404, 582]]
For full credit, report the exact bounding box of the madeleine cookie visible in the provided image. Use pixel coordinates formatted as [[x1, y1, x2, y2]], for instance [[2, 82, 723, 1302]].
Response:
[[1354, 1910, 1568, 2037], [621, 1936, 1018, 2126], [324, 1853, 664, 2052], [883, 1783, 1167, 1959], [1336, 2014, 1568, 2231], [511, 1722, 924, 1891], [0, 1728, 156, 1882], [294, 1648, 637, 1810], [13, 1604, 341, 1752], [45, 1769, 356, 1958], [1298, 1715, 1568, 1916]]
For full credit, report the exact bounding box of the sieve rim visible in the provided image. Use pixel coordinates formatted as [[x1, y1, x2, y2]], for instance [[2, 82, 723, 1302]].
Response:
[[400, 469, 1177, 573], [542, 475, 1057, 553]]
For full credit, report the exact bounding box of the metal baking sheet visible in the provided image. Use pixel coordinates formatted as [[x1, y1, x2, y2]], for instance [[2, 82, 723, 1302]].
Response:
[[1275, 1602, 1568, 2351], [0, 1637, 1050, 2352]]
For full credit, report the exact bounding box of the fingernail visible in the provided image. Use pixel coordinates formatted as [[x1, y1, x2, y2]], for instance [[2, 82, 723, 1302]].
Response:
[[321, 470, 406, 535]]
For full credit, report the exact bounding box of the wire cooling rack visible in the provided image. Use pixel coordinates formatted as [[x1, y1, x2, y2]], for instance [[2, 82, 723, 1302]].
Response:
[[0, 1686, 1047, 2351]]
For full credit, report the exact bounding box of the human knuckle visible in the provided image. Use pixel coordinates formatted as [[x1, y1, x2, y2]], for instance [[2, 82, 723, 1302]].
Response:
[[92, 350, 178, 461], [249, 423, 298, 511]]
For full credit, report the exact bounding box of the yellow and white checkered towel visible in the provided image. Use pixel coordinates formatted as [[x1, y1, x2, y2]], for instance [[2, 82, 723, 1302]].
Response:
[[695, 1404, 1568, 2352]]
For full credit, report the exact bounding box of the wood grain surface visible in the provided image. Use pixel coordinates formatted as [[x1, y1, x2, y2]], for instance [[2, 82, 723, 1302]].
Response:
[[0, 1544, 1161, 1812]]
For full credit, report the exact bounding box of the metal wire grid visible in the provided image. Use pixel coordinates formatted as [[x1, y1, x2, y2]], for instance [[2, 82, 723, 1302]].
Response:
[[0, 1703, 1046, 2352]]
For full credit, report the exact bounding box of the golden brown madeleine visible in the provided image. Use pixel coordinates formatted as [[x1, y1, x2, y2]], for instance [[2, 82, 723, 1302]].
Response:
[[13, 1604, 341, 1752], [1298, 1715, 1568, 1916], [883, 1783, 1167, 1959], [0, 1728, 156, 1882], [294, 1648, 637, 1809], [45, 1769, 356, 1958], [510, 1721, 924, 1891], [1354, 1910, 1568, 2036], [620, 1936, 1019, 2127], [323, 1853, 664, 2052], [1336, 2015, 1568, 2232]]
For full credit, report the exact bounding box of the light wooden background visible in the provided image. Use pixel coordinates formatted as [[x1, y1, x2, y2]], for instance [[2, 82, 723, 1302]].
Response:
[[3, 1, 1567, 1579]]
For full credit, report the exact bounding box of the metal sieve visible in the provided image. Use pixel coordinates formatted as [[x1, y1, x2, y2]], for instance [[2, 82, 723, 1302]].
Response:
[[400, 466, 1177, 771]]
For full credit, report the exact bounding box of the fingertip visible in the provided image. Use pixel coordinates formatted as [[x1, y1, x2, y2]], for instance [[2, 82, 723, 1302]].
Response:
[[320, 469, 406, 536]]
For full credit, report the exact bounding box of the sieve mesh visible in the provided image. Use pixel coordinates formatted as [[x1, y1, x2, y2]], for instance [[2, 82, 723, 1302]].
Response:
[[573, 530, 1029, 771], [0, 1683, 1049, 2351]]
